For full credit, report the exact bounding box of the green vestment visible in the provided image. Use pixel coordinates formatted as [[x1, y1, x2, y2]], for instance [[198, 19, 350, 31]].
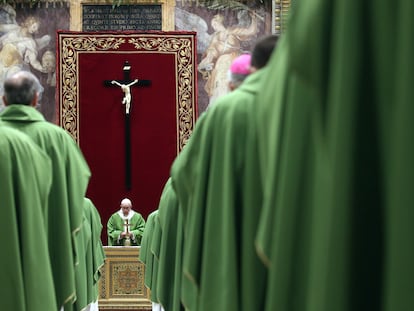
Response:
[[0, 125, 57, 310], [73, 202, 92, 311], [85, 198, 105, 304], [255, 0, 414, 310], [156, 178, 184, 311], [140, 209, 159, 296], [74, 198, 105, 311], [149, 211, 162, 303], [0, 105, 91, 310], [139, 210, 161, 302], [170, 71, 267, 311], [107, 210, 146, 246]]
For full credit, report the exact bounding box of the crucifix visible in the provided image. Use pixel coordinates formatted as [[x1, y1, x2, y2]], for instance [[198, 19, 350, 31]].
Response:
[[104, 61, 151, 190], [124, 219, 131, 246]]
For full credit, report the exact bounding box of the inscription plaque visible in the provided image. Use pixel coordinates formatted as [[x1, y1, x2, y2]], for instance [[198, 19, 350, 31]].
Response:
[[82, 5, 162, 31]]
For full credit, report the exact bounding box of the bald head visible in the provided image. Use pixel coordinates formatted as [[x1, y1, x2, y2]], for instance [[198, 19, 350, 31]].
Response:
[[3, 70, 43, 107]]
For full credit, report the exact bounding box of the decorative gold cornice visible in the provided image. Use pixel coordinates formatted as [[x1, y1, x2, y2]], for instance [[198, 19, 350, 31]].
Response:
[[58, 32, 196, 153]]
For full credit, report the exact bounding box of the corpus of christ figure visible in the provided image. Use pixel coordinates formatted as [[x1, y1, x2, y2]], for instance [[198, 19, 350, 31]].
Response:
[[103, 61, 151, 190], [111, 79, 139, 114]]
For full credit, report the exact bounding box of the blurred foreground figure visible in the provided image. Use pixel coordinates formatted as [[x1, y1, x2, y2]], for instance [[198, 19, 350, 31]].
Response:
[[0, 125, 57, 310], [0, 70, 91, 310], [170, 27, 278, 311], [255, 0, 414, 310]]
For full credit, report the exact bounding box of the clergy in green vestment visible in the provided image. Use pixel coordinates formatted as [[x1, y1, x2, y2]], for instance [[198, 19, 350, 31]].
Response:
[[74, 198, 105, 311], [140, 209, 159, 292], [169, 34, 278, 311], [107, 198, 146, 246], [74, 200, 92, 311], [0, 70, 91, 311], [149, 209, 162, 304], [155, 178, 184, 311], [255, 0, 414, 310], [139, 209, 162, 307], [85, 198, 105, 308], [170, 68, 272, 311], [0, 125, 57, 310]]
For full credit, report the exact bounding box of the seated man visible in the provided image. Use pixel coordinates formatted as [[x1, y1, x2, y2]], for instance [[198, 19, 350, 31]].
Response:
[[107, 198, 145, 246]]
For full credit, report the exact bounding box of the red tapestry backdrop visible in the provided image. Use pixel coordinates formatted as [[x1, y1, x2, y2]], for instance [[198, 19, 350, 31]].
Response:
[[57, 31, 197, 244]]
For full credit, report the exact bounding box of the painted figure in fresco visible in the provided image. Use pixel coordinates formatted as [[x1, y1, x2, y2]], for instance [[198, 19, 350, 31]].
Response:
[[0, 43, 23, 111], [0, 43, 22, 95], [175, 7, 212, 54], [0, 15, 50, 73], [198, 11, 259, 105], [41, 50, 56, 86], [0, 5, 51, 109]]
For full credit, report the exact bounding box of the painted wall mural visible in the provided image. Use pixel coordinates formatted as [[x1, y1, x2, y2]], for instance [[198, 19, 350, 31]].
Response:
[[0, 1, 275, 118], [175, 1, 270, 112], [0, 3, 70, 122]]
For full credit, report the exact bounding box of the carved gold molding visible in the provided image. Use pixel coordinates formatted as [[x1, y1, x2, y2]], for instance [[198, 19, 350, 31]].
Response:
[[70, 0, 175, 31], [58, 32, 196, 153], [273, 0, 291, 35]]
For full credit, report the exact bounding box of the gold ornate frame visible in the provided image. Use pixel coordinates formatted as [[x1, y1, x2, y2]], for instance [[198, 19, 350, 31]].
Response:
[[70, 0, 175, 31], [58, 32, 197, 153]]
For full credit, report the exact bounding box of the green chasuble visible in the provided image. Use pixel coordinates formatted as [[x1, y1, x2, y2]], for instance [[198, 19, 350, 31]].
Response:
[[107, 210, 146, 246], [255, 0, 414, 310], [156, 178, 184, 311], [0, 125, 57, 310], [74, 198, 105, 311], [139, 209, 161, 302], [254, 38, 290, 268], [0, 105, 91, 310], [149, 211, 162, 303], [74, 201, 92, 311], [170, 71, 267, 311], [85, 198, 105, 304], [140, 209, 159, 298]]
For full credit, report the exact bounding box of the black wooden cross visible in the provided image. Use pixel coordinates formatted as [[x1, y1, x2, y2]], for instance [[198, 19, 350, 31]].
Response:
[[104, 61, 151, 190]]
